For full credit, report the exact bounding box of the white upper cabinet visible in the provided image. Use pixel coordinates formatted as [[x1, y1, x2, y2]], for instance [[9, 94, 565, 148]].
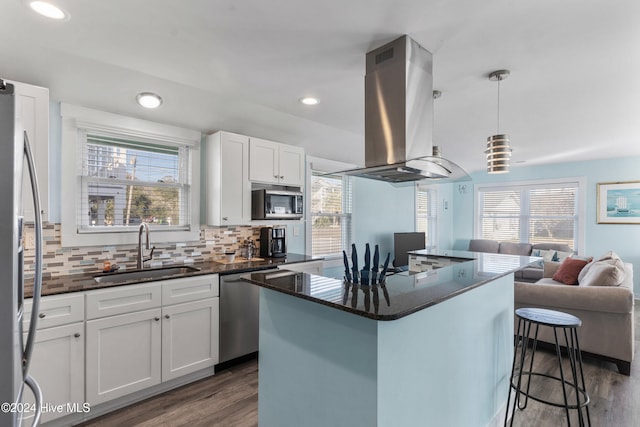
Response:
[[205, 132, 251, 226], [9, 80, 50, 222], [249, 137, 305, 186]]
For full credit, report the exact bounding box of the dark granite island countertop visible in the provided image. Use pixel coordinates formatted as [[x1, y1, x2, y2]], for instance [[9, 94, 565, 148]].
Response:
[[242, 250, 540, 320], [245, 250, 534, 427]]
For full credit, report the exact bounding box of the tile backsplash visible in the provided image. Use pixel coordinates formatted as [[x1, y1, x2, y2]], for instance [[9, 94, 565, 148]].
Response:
[[23, 223, 262, 278]]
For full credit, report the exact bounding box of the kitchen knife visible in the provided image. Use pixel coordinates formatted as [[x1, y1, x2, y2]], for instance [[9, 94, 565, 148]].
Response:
[[380, 281, 391, 307], [371, 245, 379, 285], [351, 283, 358, 308], [351, 244, 359, 284], [379, 252, 391, 283], [342, 250, 352, 282], [372, 282, 379, 313], [361, 243, 370, 285], [362, 284, 370, 312], [342, 281, 350, 305]]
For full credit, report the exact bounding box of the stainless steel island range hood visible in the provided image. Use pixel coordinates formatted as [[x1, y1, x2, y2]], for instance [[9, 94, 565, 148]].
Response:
[[336, 35, 469, 183]]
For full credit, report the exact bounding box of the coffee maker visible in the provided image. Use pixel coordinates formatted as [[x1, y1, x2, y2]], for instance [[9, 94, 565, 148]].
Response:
[[259, 226, 287, 258]]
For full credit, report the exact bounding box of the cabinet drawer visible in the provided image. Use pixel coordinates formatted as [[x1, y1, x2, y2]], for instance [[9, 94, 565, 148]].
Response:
[[86, 283, 162, 320], [24, 293, 84, 330], [162, 274, 219, 306]]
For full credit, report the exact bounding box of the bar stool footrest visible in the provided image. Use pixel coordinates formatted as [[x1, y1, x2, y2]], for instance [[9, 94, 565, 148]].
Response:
[[511, 371, 590, 409]]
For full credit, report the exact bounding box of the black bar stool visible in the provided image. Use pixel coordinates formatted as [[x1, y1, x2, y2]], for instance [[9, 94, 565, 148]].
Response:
[[505, 307, 591, 427]]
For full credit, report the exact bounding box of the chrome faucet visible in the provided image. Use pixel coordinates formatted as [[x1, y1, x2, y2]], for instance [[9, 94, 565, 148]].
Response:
[[137, 222, 155, 269]]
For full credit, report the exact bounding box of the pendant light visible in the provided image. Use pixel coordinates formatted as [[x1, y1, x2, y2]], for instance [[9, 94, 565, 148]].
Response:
[[485, 70, 512, 174]]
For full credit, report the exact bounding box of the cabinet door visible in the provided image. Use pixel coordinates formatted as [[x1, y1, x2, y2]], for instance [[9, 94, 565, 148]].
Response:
[[249, 137, 279, 184], [278, 144, 305, 186], [162, 298, 219, 381], [162, 274, 219, 306], [9, 80, 50, 222], [22, 323, 84, 424], [220, 133, 250, 224], [86, 308, 161, 405], [85, 282, 162, 320], [23, 293, 84, 331]]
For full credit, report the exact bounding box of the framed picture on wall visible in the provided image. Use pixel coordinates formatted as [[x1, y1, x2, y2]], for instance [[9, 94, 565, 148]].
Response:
[[597, 181, 640, 224]]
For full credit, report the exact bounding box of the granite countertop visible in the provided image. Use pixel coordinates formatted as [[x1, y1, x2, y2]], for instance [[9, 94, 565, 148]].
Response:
[[26, 253, 318, 298], [241, 251, 541, 321]]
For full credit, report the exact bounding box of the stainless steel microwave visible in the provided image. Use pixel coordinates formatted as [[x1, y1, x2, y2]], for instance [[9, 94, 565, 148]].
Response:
[[252, 189, 303, 220]]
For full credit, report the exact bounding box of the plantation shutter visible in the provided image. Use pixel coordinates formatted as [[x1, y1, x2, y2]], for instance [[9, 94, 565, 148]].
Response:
[[78, 133, 191, 232], [416, 185, 437, 249], [311, 173, 352, 257], [478, 182, 579, 251], [528, 186, 577, 247], [479, 190, 521, 243]]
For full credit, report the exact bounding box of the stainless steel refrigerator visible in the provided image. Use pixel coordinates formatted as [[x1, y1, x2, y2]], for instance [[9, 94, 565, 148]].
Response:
[[0, 80, 45, 426]]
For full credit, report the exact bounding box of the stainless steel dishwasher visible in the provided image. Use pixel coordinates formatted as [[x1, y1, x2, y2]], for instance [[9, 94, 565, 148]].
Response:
[[219, 269, 276, 363]]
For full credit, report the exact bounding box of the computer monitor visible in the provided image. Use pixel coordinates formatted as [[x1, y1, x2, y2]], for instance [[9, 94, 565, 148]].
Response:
[[393, 232, 426, 267]]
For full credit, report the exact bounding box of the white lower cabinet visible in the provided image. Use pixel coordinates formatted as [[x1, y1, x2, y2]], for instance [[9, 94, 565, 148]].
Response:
[[22, 322, 85, 424], [86, 308, 162, 405], [85, 274, 220, 406], [162, 298, 219, 381]]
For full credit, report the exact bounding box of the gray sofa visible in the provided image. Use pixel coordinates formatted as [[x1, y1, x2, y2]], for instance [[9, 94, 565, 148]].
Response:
[[515, 260, 634, 375], [467, 239, 572, 282]]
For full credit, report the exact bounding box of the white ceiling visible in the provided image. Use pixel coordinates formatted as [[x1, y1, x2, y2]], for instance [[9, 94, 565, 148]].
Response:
[[1, 0, 639, 173]]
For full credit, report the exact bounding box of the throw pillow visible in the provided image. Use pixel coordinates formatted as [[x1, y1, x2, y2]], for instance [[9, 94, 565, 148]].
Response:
[[579, 258, 626, 287], [553, 250, 573, 262], [532, 249, 556, 267], [552, 257, 590, 285]]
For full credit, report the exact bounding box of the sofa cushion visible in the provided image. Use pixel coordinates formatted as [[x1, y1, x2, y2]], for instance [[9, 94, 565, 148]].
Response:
[[552, 257, 590, 285], [468, 239, 500, 253], [532, 243, 572, 253], [499, 242, 533, 256], [579, 258, 626, 287]]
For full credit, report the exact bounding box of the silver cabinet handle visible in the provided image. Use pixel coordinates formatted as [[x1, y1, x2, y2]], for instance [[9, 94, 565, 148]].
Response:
[[280, 175, 284, 179], [74, 333, 81, 338], [38, 313, 46, 319], [222, 217, 228, 221], [154, 317, 160, 321], [165, 314, 170, 319], [274, 175, 278, 178]]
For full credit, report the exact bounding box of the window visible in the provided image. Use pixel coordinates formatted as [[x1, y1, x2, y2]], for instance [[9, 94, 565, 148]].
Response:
[[310, 172, 352, 257], [61, 104, 200, 246], [80, 134, 190, 231], [476, 179, 584, 252], [415, 184, 437, 250]]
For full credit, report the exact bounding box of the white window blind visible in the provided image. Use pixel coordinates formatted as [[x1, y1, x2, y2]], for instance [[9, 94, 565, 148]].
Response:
[[78, 133, 191, 232], [415, 185, 437, 249], [477, 182, 579, 250], [311, 173, 352, 257]]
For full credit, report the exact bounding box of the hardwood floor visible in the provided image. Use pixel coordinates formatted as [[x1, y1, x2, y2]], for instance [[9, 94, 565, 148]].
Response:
[[78, 307, 640, 427]]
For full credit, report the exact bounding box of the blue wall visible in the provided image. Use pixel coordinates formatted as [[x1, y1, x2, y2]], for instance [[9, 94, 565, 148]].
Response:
[[450, 156, 640, 293], [351, 177, 415, 266], [326, 177, 455, 276]]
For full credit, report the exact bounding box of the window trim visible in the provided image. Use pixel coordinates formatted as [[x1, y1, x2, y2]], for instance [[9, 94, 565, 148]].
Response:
[[60, 103, 201, 247], [473, 177, 586, 254]]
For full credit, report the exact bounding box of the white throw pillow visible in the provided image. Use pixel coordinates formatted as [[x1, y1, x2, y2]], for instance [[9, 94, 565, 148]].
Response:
[[578, 258, 625, 287]]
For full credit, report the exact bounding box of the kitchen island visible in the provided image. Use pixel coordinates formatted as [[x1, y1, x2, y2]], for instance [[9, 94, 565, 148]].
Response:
[[242, 251, 539, 427]]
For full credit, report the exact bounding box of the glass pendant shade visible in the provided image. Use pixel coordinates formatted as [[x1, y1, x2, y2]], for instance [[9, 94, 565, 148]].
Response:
[[486, 134, 512, 174]]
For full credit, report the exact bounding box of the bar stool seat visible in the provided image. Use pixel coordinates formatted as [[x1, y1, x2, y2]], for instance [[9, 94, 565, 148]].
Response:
[[505, 307, 591, 426]]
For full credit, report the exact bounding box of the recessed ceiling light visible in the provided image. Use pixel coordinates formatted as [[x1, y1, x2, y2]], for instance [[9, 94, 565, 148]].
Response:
[[300, 97, 319, 106], [28, 1, 69, 20], [136, 92, 163, 109]]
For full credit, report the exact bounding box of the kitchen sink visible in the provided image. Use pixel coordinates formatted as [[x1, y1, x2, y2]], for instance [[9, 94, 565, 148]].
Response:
[[93, 266, 201, 284]]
